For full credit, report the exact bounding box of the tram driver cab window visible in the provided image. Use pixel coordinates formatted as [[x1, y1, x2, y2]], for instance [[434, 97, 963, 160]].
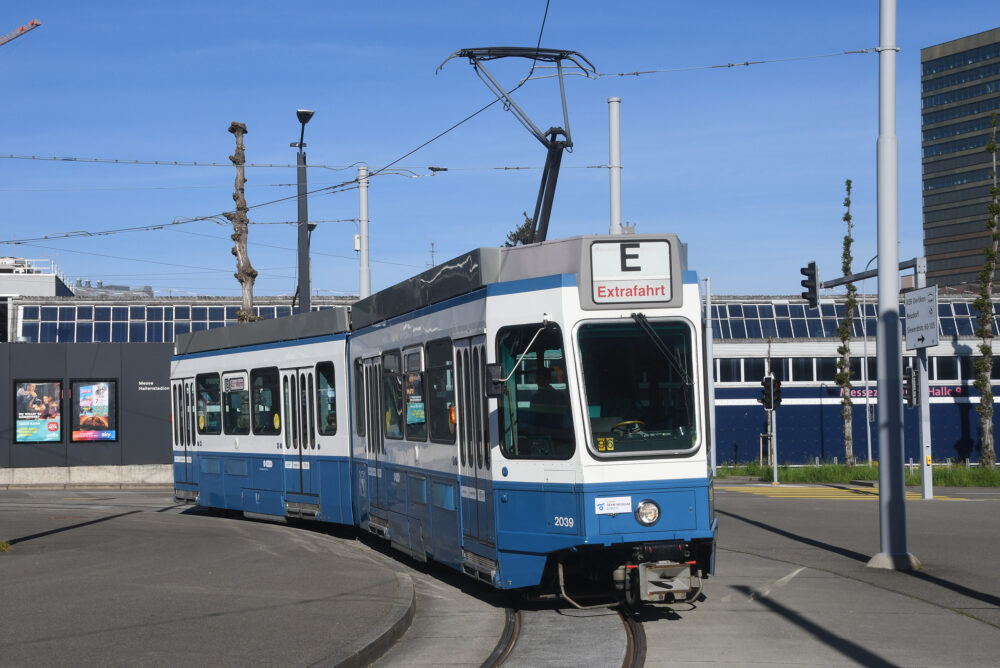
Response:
[[496, 323, 574, 460]]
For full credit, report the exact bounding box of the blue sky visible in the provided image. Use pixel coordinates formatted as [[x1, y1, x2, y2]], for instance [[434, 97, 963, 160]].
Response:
[[1, 2, 996, 298]]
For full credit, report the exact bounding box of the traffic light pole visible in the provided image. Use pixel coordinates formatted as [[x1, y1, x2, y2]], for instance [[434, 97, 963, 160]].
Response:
[[771, 408, 778, 485], [760, 374, 780, 484]]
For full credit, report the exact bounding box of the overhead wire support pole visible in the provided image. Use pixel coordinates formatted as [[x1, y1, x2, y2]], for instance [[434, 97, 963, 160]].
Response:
[[869, 0, 920, 572]]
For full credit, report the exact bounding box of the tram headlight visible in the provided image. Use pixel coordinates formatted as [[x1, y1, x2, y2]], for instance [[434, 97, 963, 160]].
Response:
[[635, 500, 660, 526]]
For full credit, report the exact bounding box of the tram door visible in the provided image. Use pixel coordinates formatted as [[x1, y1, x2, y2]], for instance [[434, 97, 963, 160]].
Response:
[[171, 378, 196, 484], [281, 368, 316, 496], [361, 357, 385, 511], [455, 336, 495, 546]]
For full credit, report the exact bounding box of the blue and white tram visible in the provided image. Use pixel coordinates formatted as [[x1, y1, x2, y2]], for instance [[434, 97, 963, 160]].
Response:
[[171, 234, 716, 605], [171, 309, 353, 521]]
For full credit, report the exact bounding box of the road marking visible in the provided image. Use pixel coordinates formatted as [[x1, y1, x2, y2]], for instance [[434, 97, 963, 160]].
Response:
[[716, 485, 961, 500]]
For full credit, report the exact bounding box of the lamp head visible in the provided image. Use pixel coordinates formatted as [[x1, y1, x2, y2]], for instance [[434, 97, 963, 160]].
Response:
[[297, 109, 315, 125]]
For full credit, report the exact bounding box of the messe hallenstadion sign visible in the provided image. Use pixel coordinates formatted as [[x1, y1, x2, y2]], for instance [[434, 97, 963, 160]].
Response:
[[591, 240, 671, 303]]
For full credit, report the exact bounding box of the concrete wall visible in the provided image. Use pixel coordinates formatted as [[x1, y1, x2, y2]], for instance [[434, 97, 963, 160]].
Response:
[[1, 343, 172, 472]]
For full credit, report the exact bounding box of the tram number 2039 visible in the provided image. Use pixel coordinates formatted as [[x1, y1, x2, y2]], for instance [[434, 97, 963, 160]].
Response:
[[553, 516, 575, 528]]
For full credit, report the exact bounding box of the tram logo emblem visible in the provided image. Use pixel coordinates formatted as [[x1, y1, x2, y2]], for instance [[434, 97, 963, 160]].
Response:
[[595, 496, 632, 515]]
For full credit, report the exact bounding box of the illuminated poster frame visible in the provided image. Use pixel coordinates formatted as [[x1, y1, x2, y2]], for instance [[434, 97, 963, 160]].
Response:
[[71, 380, 118, 442], [15, 380, 63, 443]]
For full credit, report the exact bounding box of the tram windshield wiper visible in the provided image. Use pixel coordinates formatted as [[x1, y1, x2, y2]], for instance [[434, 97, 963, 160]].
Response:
[[630, 312, 691, 387]]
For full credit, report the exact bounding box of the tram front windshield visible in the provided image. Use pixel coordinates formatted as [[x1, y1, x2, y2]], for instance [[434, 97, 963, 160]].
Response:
[[578, 319, 696, 455]]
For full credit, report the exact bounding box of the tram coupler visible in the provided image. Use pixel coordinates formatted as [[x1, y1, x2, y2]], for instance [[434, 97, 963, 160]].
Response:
[[614, 561, 693, 604], [174, 488, 197, 504]]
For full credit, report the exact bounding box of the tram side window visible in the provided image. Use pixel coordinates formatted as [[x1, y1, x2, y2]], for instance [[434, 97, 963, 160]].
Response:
[[353, 358, 365, 436], [404, 350, 427, 441], [426, 339, 456, 443], [496, 324, 574, 460], [382, 351, 404, 439], [172, 385, 181, 445], [317, 362, 337, 435], [250, 367, 281, 435], [196, 373, 221, 435], [223, 375, 250, 435]]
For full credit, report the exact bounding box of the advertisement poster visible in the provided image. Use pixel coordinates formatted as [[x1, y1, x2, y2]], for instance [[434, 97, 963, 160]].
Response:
[[72, 381, 117, 442], [15, 381, 62, 443]]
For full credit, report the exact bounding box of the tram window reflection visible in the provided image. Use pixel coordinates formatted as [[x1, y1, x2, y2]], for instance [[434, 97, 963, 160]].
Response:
[[496, 324, 574, 460], [578, 319, 696, 455]]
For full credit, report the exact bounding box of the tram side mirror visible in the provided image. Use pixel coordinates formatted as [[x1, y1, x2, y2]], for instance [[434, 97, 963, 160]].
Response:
[[485, 363, 504, 398]]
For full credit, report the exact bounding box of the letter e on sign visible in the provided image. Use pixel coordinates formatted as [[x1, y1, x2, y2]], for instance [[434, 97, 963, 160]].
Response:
[[620, 243, 641, 272], [591, 240, 671, 303]]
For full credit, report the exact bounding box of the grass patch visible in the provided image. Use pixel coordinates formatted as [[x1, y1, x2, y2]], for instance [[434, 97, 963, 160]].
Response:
[[716, 462, 1000, 487]]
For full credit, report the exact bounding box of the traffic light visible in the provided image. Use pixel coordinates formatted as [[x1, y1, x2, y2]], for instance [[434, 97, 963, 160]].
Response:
[[772, 378, 782, 408], [759, 376, 775, 411], [903, 366, 918, 408], [800, 261, 819, 309]]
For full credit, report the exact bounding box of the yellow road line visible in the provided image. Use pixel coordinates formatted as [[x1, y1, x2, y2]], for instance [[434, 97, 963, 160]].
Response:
[[716, 485, 959, 500]]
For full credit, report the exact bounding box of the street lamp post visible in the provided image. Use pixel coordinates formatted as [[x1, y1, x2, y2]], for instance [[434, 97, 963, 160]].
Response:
[[292, 109, 315, 313]]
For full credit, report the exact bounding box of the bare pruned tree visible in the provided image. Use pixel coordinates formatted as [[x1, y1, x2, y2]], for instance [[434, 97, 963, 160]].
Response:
[[835, 179, 857, 466], [223, 122, 261, 323]]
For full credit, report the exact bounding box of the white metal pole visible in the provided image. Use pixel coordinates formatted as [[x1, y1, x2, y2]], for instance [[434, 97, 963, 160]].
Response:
[[870, 0, 918, 571], [608, 97, 623, 235], [862, 254, 877, 464], [359, 165, 370, 299], [771, 404, 778, 485], [704, 277, 717, 477], [916, 258, 933, 500]]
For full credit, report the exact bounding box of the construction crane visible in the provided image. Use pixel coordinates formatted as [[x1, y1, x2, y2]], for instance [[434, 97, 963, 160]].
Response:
[[0, 19, 41, 48]]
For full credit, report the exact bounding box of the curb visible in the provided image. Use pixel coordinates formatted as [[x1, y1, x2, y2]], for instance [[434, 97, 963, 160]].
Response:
[[0, 484, 173, 490], [331, 570, 416, 668]]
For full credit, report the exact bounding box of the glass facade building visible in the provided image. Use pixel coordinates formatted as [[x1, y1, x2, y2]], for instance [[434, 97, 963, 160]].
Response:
[[9, 297, 354, 343], [921, 28, 1000, 287]]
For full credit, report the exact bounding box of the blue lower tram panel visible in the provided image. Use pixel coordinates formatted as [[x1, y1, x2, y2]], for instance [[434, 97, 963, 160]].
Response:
[[177, 453, 353, 525], [493, 478, 715, 590], [176, 455, 716, 595]]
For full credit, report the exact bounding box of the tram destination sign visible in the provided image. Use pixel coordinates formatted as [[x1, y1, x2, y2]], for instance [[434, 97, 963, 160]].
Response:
[[904, 285, 938, 350], [591, 240, 671, 304]]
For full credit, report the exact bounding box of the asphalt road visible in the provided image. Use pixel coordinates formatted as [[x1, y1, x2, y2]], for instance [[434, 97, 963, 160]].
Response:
[[2, 484, 998, 667], [0, 490, 411, 667]]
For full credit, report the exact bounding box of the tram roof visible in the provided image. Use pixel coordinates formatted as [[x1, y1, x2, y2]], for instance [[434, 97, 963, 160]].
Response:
[[351, 234, 685, 330], [174, 306, 350, 355]]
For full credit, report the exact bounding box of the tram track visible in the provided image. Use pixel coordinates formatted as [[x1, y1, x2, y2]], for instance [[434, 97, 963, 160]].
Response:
[[484, 605, 645, 668]]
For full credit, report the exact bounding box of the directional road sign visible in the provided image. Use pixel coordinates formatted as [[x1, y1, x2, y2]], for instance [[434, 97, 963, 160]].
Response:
[[904, 285, 938, 350]]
